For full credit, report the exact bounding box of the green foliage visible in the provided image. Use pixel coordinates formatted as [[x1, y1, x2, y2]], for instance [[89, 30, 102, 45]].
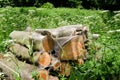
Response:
[[69, 34, 120, 80], [107, 12, 120, 30], [0, 0, 120, 10], [83, 0, 120, 10], [68, 0, 83, 8], [41, 2, 54, 9], [31, 70, 39, 80], [0, 7, 120, 79], [0, 0, 13, 7], [0, 0, 43, 7]]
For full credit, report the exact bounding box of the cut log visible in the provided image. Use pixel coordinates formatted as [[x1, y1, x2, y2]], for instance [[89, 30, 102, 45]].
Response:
[[40, 32, 88, 61], [59, 35, 86, 60], [33, 52, 42, 63], [42, 32, 55, 53], [9, 31, 32, 48], [39, 27, 89, 61], [52, 61, 61, 71], [38, 69, 49, 80], [0, 54, 37, 80], [32, 32, 45, 51], [9, 31, 44, 50], [59, 62, 71, 76], [35, 24, 89, 37], [33, 39, 42, 51], [38, 52, 51, 68], [50, 55, 61, 70], [9, 43, 31, 59], [9, 44, 42, 64]]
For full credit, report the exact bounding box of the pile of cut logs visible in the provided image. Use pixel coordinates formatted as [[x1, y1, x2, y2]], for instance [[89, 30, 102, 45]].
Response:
[[0, 25, 98, 80]]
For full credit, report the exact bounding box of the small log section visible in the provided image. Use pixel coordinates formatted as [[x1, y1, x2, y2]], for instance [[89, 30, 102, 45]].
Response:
[[0, 25, 99, 80]]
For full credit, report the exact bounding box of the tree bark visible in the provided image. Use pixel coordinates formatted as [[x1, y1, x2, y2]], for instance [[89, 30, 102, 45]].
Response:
[[35, 24, 89, 37], [0, 54, 37, 80], [8, 43, 41, 64], [9, 31, 44, 51]]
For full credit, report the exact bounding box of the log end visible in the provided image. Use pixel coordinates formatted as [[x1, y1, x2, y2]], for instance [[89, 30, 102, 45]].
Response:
[[52, 61, 61, 70], [59, 62, 71, 76], [78, 58, 84, 64], [38, 52, 51, 67], [38, 69, 49, 80]]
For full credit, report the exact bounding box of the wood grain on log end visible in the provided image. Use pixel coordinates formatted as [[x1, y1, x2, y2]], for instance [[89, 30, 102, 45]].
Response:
[[50, 55, 61, 70], [59, 62, 71, 76], [52, 61, 61, 70], [38, 52, 51, 67], [38, 69, 49, 80], [59, 36, 85, 60]]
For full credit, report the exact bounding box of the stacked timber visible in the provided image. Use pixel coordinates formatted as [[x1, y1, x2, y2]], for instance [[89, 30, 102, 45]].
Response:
[[0, 25, 98, 80]]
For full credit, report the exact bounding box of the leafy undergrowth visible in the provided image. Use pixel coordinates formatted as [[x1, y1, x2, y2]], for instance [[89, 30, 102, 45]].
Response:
[[0, 7, 120, 80]]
